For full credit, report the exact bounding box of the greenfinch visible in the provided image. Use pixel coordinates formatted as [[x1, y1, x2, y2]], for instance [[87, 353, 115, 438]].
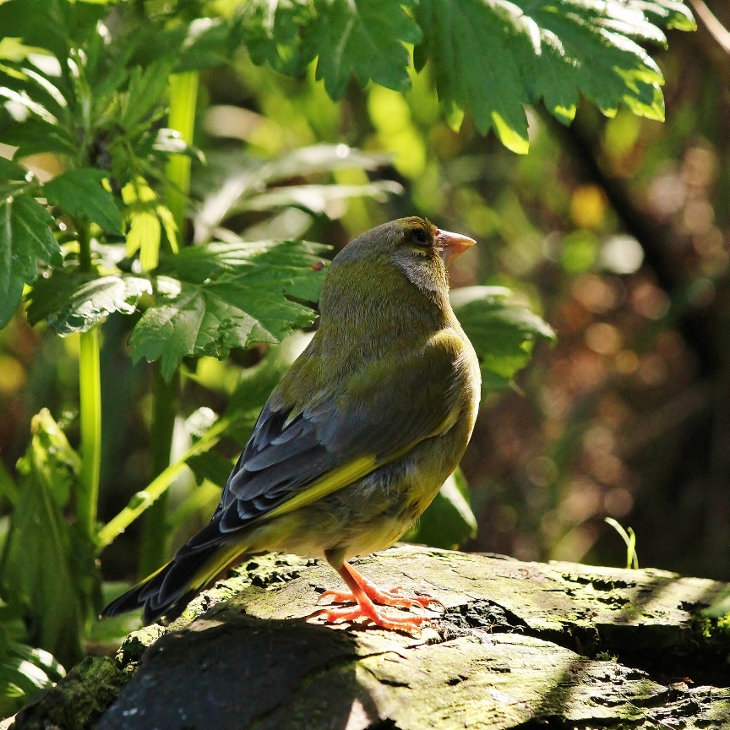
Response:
[[103, 217, 481, 631]]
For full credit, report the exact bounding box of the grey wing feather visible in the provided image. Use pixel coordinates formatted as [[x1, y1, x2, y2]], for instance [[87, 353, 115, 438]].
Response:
[[190, 337, 465, 548]]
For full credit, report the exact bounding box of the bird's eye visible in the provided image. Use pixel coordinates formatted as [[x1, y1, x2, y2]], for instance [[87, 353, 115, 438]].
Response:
[[410, 227, 431, 247]]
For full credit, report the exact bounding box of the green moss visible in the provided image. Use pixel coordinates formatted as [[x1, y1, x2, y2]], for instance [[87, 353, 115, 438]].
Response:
[[11, 656, 128, 730]]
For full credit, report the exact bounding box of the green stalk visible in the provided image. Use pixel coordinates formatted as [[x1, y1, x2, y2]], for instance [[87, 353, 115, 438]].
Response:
[[137, 71, 199, 577], [78, 328, 101, 540], [138, 370, 178, 578], [97, 417, 230, 550], [166, 71, 199, 242], [77, 222, 102, 541]]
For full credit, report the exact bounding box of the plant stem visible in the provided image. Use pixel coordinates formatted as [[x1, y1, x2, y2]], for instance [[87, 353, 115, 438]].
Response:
[[78, 329, 101, 538], [97, 416, 230, 550], [77, 222, 101, 540], [166, 71, 199, 242], [137, 71, 199, 576], [138, 370, 178, 578]]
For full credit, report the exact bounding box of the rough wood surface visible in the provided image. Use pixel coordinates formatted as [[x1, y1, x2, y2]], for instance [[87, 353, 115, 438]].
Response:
[[11, 545, 730, 729]]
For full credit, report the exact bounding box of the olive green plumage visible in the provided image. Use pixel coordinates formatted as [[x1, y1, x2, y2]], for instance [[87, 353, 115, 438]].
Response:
[[102, 217, 481, 626]]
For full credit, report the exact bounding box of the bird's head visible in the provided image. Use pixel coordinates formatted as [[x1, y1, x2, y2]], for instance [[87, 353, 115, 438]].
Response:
[[328, 217, 476, 306]]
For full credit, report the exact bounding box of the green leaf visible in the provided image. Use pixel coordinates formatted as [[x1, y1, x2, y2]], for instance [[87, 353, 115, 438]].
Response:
[[413, 0, 691, 150], [242, 0, 421, 94], [2, 118, 78, 159], [0, 409, 87, 667], [0, 157, 30, 182], [242, 0, 317, 75], [0, 460, 18, 506], [194, 144, 394, 243], [43, 168, 123, 235], [187, 452, 235, 488], [121, 56, 176, 132], [0, 193, 61, 330], [452, 286, 556, 394], [26, 270, 152, 335], [0, 0, 107, 61], [404, 468, 477, 549], [129, 240, 329, 380], [634, 0, 696, 31], [176, 17, 244, 72], [0, 638, 65, 717], [235, 181, 403, 215], [308, 0, 422, 99]]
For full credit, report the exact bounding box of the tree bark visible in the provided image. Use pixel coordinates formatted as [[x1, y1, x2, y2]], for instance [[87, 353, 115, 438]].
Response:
[[9, 545, 730, 729]]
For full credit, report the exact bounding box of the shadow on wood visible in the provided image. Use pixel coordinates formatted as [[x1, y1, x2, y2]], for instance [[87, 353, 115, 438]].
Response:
[[9, 545, 730, 729]]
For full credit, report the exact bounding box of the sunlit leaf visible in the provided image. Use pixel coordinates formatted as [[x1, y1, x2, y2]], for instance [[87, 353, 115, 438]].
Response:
[[0, 638, 65, 718], [27, 270, 152, 335], [236, 181, 403, 215], [0, 193, 62, 329], [414, 0, 680, 149], [194, 144, 394, 243], [307, 0, 421, 99], [129, 240, 329, 380]]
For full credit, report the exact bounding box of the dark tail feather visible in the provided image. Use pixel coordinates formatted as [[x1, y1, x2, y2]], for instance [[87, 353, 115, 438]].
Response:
[[101, 542, 241, 625]]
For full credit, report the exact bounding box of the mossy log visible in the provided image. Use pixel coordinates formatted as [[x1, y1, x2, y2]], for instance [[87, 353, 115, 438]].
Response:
[[9, 545, 730, 729]]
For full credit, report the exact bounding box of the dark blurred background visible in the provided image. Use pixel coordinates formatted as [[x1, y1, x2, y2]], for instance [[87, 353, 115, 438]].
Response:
[[1, 1, 729, 581]]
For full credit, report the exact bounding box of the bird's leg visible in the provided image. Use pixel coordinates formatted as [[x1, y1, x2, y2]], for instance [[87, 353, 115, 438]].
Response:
[[319, 562, 442, 609], [311, 556, 431, 632]]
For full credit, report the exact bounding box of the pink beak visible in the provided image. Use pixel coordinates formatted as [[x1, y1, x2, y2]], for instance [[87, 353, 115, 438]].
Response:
[[436, 228, 477, 267]]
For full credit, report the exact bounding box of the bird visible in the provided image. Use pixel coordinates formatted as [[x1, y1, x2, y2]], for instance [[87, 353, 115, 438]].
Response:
[[102, 216, 481, 631]]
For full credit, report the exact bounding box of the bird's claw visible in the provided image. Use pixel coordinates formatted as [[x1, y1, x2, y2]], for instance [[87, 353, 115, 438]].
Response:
[[309, 604, 427, 634], [318, 584, 443, 611]]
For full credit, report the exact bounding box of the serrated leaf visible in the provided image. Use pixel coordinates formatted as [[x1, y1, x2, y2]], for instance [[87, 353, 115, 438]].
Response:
[[26, 270, 152, 335], [0, 193, 61, 330], [43, 169, 123, 234], [241, 0, 317, 75], [121, 56, 176, 132], [412, 0, 691, 150], [308, 0, 421, 99], [452, 286, 555, 395], [130, 240, 329, 380], [633, 0, 696, 31]]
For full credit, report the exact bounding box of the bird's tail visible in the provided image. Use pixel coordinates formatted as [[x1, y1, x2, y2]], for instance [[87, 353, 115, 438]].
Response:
[[101, 540, 248, 625]]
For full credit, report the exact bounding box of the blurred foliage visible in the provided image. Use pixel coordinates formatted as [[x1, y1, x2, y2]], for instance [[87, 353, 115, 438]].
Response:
[[0, 0, 717, 715]]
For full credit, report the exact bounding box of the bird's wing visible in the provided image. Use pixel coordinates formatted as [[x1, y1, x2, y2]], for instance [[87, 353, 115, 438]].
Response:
[[189, 329, 470, 546]]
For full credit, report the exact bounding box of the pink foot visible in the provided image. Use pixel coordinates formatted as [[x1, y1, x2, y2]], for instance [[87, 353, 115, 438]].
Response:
[[311, 602, 428, 633], [319, 580, 441, 610]]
